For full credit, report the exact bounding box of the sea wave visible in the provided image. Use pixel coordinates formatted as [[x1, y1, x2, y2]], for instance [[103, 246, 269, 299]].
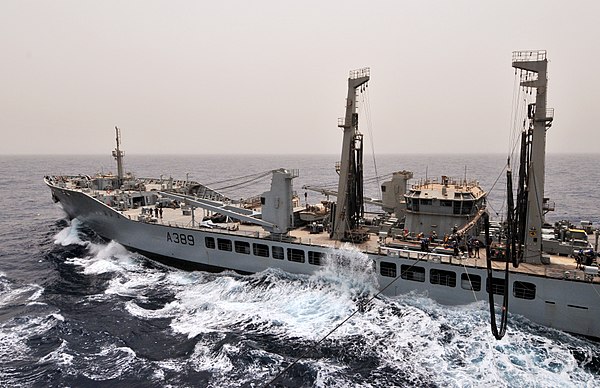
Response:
[[3, 218, 599, 387]]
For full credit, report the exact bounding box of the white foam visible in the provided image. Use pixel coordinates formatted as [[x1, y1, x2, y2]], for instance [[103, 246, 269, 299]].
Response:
[[154, 358, 185, 373], [362, 294, 600, 387], [151, 368, 165, 381], [77, 345, 137, 381], [167, 273, 600, 386], [316, 244, 379, 296], [53, 219, 87, 246], [51, 313, 65, 321], [312, 360, 350, 388], [120, 258, 380, 357], [87, 240, 132, 264], [64, 240, 141, 277], [189, 341, 235, 374], [0, 313, 64, 367], [78, 242, 598, 386], [124, 298, 183, 320], [37, 339, 74, 366], [26, 284, 44, 301], [0, 282, 45, 308]]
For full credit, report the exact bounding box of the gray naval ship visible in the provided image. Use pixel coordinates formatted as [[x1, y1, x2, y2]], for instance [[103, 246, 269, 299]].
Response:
[[46, 52, 600, 339]]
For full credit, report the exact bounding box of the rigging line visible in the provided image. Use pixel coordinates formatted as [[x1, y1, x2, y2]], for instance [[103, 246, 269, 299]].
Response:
[[206, 170, 272, 186], [363, 173, 393, 185], [362, 87, 381, 198], [266, 253, 427, 387], [486, 162, 508, 194], [213, 171, 272, 191], [508, 70, 519, 157], [461, 263, 479, 302], [315, 180, 341, 188], [513, 75, 527, 147], [509, 84, 525, 164], [319, 172, 393, 190], [485, 200, 502, 217], [509, 99, 527, 159], [217, 180, 269, 196], [216, 174, 272, 191], [527, 163, 544, 224], [508, 107, 523, 168], [508, 98, 527, 167], [496, 201, 506, 220]]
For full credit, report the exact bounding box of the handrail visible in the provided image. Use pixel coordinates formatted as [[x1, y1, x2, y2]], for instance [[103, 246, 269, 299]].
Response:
[[349, 67, 370, 79], [512, 50, 547, 63]]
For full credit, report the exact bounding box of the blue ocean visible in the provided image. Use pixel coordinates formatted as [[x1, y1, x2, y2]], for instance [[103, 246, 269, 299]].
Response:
[[1, 153, 599, 387]]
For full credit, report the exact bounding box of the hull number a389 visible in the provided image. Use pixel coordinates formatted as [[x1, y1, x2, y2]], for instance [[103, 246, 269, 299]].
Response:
[[166, 231, 195, 246]]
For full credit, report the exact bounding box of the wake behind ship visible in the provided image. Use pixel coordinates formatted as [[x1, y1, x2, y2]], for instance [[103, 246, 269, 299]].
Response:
[[46, 53, 600, 340]]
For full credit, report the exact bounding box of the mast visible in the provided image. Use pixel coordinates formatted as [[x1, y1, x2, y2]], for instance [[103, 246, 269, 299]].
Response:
[[112, 126, 125, 188], [331, 68, 370, 242], [511, 51, 554, 264]]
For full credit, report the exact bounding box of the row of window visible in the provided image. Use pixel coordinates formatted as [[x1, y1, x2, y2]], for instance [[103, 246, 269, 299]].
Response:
[[380, 262, 536, 300], [204, 236, 536, 300], [204, 236, 327, 266], [405, 197, 475, 215]]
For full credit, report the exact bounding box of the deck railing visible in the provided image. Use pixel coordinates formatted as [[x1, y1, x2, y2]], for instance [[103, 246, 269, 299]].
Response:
[[512, 50, 547, 63]]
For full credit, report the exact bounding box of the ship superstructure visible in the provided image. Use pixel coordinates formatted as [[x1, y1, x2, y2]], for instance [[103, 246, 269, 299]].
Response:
[[403, 176, 486, 238]]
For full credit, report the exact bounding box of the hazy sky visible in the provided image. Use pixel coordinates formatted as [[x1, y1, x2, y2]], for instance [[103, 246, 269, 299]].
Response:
[[1, 1, 598, 155]]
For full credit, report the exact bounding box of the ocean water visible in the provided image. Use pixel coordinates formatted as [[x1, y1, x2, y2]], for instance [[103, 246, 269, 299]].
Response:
[[0, 153, 599, 387]]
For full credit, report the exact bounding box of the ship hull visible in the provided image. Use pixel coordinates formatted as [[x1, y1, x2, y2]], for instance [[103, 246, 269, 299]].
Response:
[[47, 182, 600, 339]]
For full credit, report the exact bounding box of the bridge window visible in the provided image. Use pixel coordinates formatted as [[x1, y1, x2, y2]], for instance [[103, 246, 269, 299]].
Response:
[[234, 241, 250, 255], [217, 238, 232, 251], [401, 265, 425, 282], [453, 201, 461, 215], [412, 200, 420, 212], [253, 243, 269, 258], [513, 281, 536, 300], [380, 261, 397, 277], [461, 273, 481, 291], [205, 236, 215, 249], [462, 200, 474, 215], [430, 269, 456, 287]]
